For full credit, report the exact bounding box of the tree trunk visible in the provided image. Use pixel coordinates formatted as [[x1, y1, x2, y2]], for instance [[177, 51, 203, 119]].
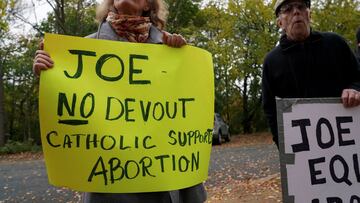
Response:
[[224, 65, 230, 122], [21, 99, 28, 142], [242, 74, 252, 134], [8, 79, 16, 138], [0, 64, 6, 146], [47, 0, 67, 34]]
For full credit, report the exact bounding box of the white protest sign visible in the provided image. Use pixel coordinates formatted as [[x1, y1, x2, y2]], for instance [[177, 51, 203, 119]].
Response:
[[277, 98, 360, 203]]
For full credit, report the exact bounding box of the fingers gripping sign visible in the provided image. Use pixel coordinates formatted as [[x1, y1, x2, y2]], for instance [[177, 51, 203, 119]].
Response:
[[342, 89, 360, 108], [162, 31, 187, 48], [33, 40, 54, 76]]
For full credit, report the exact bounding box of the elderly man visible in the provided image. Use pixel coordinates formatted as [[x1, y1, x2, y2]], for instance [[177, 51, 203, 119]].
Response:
[[261, 0, 360, 147]]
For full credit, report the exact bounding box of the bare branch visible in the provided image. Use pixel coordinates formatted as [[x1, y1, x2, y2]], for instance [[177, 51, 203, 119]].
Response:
[[30, 0, 38, 23], [12, 13, 44, 34], [45, 0, 56, 11]]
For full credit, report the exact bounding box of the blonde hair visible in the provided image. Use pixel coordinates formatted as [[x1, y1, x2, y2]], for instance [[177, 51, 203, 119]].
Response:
[[96, 0, 168, 29]]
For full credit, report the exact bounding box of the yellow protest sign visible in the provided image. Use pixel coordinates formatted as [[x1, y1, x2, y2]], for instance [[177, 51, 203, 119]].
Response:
[[39, 33, 214, 193]]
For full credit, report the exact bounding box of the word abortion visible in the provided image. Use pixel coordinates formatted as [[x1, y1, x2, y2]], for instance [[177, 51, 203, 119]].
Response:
[[88, 151, 201, 185]]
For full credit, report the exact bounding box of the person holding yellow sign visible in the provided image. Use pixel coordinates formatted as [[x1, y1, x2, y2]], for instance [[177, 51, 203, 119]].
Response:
[[33, 0, 186, 75], [32, 0, 207, 203]]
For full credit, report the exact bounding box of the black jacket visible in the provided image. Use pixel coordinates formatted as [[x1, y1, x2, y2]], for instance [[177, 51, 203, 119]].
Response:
[[262, 31, 360, 147]]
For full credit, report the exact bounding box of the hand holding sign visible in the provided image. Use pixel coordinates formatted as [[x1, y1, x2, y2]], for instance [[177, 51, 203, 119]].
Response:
[[33, 40, 54, 76]]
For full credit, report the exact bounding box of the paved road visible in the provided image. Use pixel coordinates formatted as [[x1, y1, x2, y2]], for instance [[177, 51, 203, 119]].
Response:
[[0, 144, 280, 203], [207, 144, 280, 186]]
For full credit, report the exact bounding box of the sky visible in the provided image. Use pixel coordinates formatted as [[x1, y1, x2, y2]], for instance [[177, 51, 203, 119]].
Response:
[[11, 0, 102, 35], [12, 0, 225, 35], [11, 0, 52, 34]]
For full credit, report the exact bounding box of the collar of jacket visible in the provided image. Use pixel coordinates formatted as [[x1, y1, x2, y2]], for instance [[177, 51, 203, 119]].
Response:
[[280, 30, 323, 52]]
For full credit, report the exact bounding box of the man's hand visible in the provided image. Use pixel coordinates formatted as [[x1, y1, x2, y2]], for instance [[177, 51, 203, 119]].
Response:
[[342, 89, 360, 107]]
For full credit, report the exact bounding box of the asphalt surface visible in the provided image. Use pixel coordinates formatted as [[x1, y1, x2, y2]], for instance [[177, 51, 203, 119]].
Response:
[[207, 144, 280, 186], [0, 143, 280, 203]]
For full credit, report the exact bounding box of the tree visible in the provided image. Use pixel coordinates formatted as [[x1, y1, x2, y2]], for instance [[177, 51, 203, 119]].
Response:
[[0, 0, 99, 146], [0, 0, 17, 35], [227, 0, 277, 133], [194, 0, 277, 134], [312, 0, 360, 48], [192, 2, 234, 121], [0, 0, 19, 146], [39, 0, 97, 36], [165, 0, 202, 36], [3, 38, 40, 144]]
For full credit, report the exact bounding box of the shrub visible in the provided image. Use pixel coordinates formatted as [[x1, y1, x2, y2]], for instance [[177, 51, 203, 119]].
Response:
[[0, 140, 42, 155]]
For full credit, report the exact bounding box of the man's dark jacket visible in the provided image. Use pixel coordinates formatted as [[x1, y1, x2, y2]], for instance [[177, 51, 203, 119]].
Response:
[[262, 31, 360, 147]]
